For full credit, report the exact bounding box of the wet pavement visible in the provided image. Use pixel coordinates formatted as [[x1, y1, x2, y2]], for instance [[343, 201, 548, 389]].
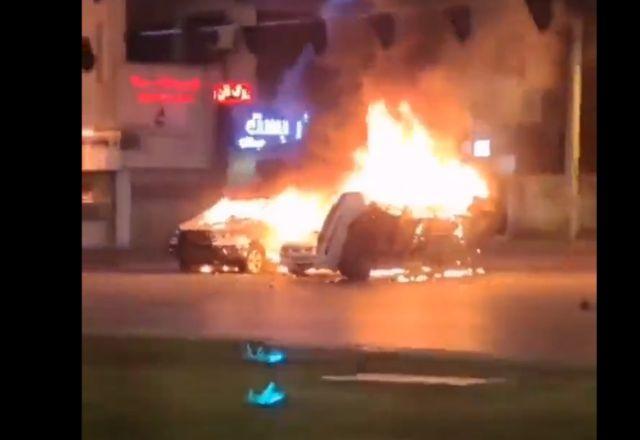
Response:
[[82, 269, 596, 366]]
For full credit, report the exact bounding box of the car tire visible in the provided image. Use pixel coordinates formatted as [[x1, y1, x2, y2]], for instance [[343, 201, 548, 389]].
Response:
[[338, 253, 371, 281], [239, 243, 265, 274], [338, 233, 372, 281], [338, 217, 376, 281]]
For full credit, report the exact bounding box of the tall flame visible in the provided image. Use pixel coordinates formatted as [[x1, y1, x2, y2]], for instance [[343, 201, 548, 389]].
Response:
[[194, 100, 489, 259], [200, 188, 332, 259], [342, 101, 488, 218]]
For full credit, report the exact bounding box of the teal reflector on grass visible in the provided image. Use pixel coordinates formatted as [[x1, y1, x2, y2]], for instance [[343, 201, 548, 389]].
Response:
[[244, 343, 287, 365], [247, 382, 287, 407]]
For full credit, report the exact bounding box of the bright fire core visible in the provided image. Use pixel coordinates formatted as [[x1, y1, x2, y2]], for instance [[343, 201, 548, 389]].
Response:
[[198, 101, 489, 257], [344, 101, 488, 218]]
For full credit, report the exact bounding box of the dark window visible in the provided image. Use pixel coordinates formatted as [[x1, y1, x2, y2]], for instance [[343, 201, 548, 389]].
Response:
[[185, 10, 231, 28], [82, 172, 115, 221], [183, 13, 227, 63], [524, 0, 553, 32], [244, 19, 326, 101], [257, 10, 315, 24], [443, 6, 471, 43], [126, 23, 180, 63], [82, 36, 95, 72]]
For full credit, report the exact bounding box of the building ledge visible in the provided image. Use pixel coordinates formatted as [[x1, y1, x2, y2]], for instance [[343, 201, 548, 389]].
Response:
[[82, 129, 122, 171]]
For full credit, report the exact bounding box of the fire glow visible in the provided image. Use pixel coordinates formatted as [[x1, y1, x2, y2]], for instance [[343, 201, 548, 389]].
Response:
[[197, 100, 489, 259], [201, 188, 333, 260], [343, 101, 488, 218]]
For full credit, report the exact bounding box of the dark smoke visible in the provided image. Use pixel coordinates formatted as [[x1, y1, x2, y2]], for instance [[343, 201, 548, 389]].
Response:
[[250, 0, 574, 195]]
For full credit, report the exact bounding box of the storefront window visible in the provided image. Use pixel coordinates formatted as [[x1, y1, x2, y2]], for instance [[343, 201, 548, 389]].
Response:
[[82, 172, 115, 221]]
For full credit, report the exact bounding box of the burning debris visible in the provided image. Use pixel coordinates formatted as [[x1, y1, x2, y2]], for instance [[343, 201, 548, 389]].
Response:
[[199, 264, 214, 274], [371, 264, 485, 283]]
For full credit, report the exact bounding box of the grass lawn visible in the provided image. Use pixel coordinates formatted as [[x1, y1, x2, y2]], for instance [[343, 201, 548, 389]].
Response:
[[83, 335, 595, 440]]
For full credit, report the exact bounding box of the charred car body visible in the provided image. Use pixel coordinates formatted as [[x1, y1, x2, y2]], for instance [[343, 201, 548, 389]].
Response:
[[169, 192, 495, 278], [170, 216, 269, 274], [286, 192, 496, 280], [279, 236, 317, 276]]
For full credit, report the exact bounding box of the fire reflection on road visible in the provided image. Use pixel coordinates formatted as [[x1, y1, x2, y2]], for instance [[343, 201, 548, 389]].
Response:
[[83, 271, 596, 365]]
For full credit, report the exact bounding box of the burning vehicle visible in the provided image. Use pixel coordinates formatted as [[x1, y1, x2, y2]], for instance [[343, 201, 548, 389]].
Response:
[[284, 192, 496, 280], [170, 215, 270, 274], [279, 235, 318, 276], [173, 100, 495, 278], [297, 101, 494, 280], [170, 189, 332, 273]]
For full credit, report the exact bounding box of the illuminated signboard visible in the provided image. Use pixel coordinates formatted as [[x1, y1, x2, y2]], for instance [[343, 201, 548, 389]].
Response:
[[130, 75, 201, 91], [236, 111, 310, 151], [130, 75, 201, 104], [130, 76, 254, 105], [213, 82, 253, 104]]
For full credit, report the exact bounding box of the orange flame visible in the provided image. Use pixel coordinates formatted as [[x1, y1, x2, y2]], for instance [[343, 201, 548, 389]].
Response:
[[200, 187, 333, 260], [196, 100, 488, 258], [341, 101, 488, 218]]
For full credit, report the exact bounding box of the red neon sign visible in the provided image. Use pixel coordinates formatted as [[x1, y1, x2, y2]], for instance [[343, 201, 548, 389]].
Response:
[[130, 75, 201, 92], [137, 93, 195, 104], [129, 75, 255, 105], [130, 75, 201, 104], [212, 82, 253, 104]]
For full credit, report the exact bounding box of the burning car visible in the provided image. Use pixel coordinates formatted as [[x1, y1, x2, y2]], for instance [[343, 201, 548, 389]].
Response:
[[279, 235, 318, 276], [171, 100, 494, 278], [171, 215, 269, 274], [283, 192, 493, 281], [170, 190, 332, 274], [277, 101, 495, 280]]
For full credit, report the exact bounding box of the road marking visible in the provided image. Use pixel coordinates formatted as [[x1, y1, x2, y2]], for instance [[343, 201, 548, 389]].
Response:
[[321, 373, 506, 386]]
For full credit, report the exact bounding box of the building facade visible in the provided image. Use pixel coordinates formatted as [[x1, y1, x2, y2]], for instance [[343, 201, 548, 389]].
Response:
[[82, 0, 130, 248], [82, 0, 260, 249], [82, 0, 596, 248]]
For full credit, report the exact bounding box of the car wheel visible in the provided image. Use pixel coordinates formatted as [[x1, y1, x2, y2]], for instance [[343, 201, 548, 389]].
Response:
[[338, 251, 371, 281], [338, 235, 372, 281], [240, 244, 265, 274], [338, 220, 374, 281]]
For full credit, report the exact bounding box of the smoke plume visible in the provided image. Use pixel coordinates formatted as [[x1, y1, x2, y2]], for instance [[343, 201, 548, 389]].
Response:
[[246, 0, 573, 196]]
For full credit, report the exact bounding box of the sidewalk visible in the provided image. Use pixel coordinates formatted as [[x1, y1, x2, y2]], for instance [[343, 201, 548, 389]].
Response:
[[480, 238, 595, 272], [83, 239, 595, 273], [82, 249, 177, 272]]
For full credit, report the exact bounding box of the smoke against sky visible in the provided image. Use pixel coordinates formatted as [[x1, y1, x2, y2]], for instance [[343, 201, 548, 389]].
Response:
[[247, 0, 572, 195]]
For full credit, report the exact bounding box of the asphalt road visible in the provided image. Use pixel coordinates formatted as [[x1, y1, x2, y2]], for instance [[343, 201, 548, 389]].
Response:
[[82, 268, 596, 366]]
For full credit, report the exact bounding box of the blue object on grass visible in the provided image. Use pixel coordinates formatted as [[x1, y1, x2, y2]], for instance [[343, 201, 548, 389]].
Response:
[[247, 382, 287, 407], [244, 343, 287, 365]]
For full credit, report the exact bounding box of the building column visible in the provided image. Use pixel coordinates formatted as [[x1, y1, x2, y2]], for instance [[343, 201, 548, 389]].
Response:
[[565, 17, 583, 240], [115, 169, 131, 248]]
